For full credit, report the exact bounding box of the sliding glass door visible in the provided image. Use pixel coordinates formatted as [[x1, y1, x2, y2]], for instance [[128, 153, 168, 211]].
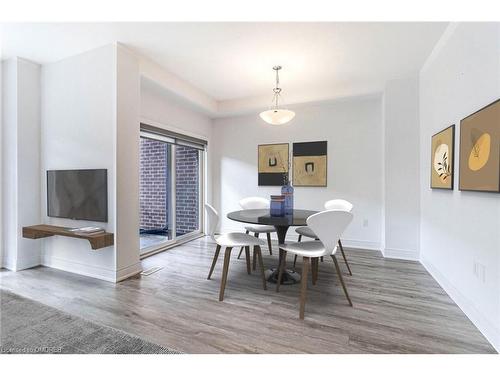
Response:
[[139, 136, 173, 252], [139, 126, 205, 256], [175, 144, 202, 238]]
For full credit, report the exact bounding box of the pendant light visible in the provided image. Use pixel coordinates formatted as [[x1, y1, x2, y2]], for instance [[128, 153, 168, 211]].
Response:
[[259, 66, 295, 125]]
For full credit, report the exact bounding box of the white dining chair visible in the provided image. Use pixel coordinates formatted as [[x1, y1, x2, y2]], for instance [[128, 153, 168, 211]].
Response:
[[205, 204, 267, 301], [294, 199, 353, 275], [237, 197, 276, 269], [277, 210, 354, 319]]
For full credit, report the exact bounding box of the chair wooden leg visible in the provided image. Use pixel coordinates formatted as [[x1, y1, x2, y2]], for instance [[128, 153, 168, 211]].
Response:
[[293, 235, 301, 270], [338, 239, 352, 276], [219, 247, 232, 301], [207, 245, 221, 280], [311, 257, 318, 285], [266, 232, 273, 255], [331, 254, 353, 306], [244, 246, 251, 274], [314, 238, 324, 263], [255, 245, 267, 291], [299, 257, 310, 319], [237, 230, 250, 259], [276, 249, 287, 292], [253, 233, 259, 270]]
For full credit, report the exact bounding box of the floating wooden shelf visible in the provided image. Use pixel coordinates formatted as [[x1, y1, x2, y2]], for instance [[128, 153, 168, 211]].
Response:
[[22, 224, 114, 250]]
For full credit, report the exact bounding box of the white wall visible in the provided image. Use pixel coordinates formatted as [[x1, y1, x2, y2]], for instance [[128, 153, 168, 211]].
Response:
[[0, 60, 3, 265], [419, 23, 500, 351], [17, 59, 42, 269], [140, 76, 214, 219], [1, 59, 17, 269], [41, 45, 117, 281], [212, 96, 383, 249], [1, 58, 41, 271], [3, 44, 145, 282], [139, 57, 217, 116], [140, 77, 213, 140], [383, 76, 420, 259], [115, 45, 142, 280], [2, 43, 213, 280]]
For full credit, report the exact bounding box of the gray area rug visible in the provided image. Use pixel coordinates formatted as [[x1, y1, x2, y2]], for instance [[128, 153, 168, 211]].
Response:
[[0, 289, 181, 354]]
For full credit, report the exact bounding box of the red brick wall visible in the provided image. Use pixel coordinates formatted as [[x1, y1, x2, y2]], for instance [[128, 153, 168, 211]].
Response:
[[140, 138, 169, 230], [175, 145, 200, 235], [140, 138, 199, 235]]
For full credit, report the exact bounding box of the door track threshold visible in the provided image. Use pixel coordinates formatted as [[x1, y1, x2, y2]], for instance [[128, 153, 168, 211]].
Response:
[[140, 267, 163, 276]]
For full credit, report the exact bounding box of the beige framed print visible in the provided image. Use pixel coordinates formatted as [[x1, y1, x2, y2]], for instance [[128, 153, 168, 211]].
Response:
[[431, 125, 455, 190], [292, 141, 327, 187], [258, 143, 289, 186], [459, 99, 500, 192]]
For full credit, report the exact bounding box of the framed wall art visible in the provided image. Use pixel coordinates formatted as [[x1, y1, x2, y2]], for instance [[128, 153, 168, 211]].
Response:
[[459, 99, 500, 192], [431, 125, 455, 190], [292, 141, 327, 187], [258, 143, 289, 186]]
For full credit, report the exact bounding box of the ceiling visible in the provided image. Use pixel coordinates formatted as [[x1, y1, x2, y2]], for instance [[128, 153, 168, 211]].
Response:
[[1, 22, 448, 106]]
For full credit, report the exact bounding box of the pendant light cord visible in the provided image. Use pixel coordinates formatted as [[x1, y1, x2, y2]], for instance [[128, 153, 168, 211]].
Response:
[[273, 67, 282, 109]]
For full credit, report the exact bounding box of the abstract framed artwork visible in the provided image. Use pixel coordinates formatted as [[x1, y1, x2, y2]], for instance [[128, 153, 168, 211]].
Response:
[[431, 125, 455, 190], [292, 141, 327, 187], [258, 143, 289, 186], [459, 98, 500, 193]]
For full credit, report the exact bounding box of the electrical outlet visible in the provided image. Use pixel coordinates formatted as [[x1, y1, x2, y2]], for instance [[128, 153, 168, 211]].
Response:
[[363, 219, 369, 227]]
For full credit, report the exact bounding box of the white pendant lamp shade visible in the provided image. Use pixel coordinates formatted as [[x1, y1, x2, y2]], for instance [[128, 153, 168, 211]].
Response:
[[259, 109, 296, 125], [260, 66, 295, 125]]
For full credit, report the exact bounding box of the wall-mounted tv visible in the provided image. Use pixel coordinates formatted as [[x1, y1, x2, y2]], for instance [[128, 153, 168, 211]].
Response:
[[47, 169, 108, 222]]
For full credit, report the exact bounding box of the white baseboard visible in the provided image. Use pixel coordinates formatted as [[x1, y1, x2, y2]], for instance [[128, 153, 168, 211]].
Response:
[[2, 255, 17, 271], [15, 255, 41, 271], [41, 255, 117, 283], [341, 239, 380, 251], [116, 262, 143, 282], [421, 255, 500, 353], [2, 255, 41, 271], [384, 247, 419, 261], [41, 256, 142, 283]]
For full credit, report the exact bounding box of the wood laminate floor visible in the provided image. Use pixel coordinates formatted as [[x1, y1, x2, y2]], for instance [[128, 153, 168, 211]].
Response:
[[0, 237, 496, 353]]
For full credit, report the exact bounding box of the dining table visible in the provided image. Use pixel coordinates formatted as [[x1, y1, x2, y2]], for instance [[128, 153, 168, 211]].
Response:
[[227, 208, 318, 285]]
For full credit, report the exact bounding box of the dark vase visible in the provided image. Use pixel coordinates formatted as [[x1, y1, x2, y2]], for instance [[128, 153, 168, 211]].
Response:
[[270, 195, 285, 217], [281, 180, 294, 215]]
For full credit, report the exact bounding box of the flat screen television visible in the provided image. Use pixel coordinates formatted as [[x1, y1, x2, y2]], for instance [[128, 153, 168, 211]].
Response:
[[47, 169, 108, 222]]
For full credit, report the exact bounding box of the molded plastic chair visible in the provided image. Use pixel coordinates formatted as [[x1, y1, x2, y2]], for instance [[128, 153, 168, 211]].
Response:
[[278, 210, 354, 319], [294, 199, 353, 275], [237, 197, 276, 267], [205, 204, 267, 301]]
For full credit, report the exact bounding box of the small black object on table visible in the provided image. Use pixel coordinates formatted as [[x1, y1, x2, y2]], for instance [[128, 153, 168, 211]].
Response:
[[227, 209, 318, 285]]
